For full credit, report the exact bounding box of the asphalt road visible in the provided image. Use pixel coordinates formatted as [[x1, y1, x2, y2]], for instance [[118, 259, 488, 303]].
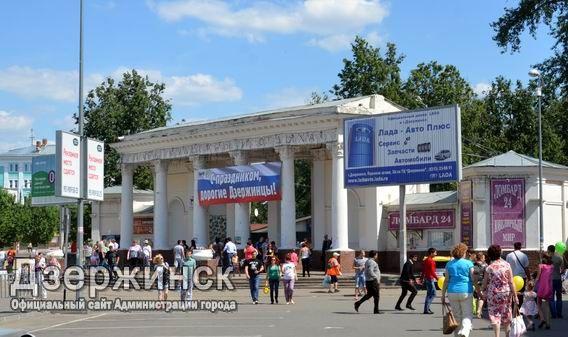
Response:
[[0, 288, 566, 337]]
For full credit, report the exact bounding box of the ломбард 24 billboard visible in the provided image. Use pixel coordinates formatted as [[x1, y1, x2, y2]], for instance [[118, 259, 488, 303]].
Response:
[[344, 105, 462, 187]]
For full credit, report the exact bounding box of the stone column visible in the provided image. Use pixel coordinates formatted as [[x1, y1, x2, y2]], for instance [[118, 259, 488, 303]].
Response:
[[311, 149, 327, 248], [328, 140, 349, 250], [120, 164, 134, 249], [267, 201, 280, 246], [153, 160, 169, 249], [276, 146, 297, 249], [229, 150, 249, 248], [190, 155, 208, 247]]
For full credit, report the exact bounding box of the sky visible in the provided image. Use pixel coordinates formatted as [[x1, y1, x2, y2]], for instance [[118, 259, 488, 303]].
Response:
[[0, 0, 556, 152]]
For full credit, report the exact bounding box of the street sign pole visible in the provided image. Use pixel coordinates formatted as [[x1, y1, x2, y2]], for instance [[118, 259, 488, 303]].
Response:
[[76, 0, 85, 300], [399, 185, 407, 273]]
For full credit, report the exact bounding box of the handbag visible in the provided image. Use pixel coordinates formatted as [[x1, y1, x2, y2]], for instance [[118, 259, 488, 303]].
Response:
[[322, 275, 331, 287], [510, 304, 526, 337], [442, 303, 459, 335]]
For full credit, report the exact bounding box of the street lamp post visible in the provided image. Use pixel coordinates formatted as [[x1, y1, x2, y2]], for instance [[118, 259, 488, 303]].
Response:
[[529, 69, 543, 255]]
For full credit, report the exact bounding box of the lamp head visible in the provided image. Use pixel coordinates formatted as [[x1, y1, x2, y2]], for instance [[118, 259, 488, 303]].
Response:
[[528, 69, 541, 77]]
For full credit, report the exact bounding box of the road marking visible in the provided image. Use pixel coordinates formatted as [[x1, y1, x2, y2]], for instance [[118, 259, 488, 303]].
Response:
[[155, 335, 262, 337], [28, 313, 107, 333], [323, 326, 344, 330], [88, 317, 284, 322], [41, 324, 275, 331]]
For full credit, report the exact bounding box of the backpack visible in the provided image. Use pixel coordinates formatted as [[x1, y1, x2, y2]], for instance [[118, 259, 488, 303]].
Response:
[[162, 264, 170, 284]]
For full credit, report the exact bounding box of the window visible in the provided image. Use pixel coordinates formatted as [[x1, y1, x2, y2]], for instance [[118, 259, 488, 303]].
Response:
[[24, 180, 28, 188], [14, 164, 18, 172], [24, 163, 29, 172], [14, 180, 18, 188], [9, 180, 13, 188], [428, 231, 454, 250]]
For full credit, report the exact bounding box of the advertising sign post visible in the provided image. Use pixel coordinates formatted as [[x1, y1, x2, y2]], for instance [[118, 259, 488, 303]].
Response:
[[490, 178, 525, 248], [344, 105, 462, 272]]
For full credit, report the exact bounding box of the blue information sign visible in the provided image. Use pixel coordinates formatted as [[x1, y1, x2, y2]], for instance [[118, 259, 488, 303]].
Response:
[[344, 105, 462, 187]]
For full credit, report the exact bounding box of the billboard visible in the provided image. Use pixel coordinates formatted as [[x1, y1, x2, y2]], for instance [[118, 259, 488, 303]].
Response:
[[198, 162, 281, 206], [490, 178, 525, 248], [31, 155, 74, 206], [56, 131, 81, 199], [460, 180, 473, 247], [86, 138, 104, 201], [344, 105, 461, 187], [388, 209, 455, 230]]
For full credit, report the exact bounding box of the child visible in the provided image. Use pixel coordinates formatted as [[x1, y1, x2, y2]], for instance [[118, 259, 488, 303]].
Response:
[[181, 249, 196, 302], [520, 281, 538, 331], [353, 250, 367, 300]]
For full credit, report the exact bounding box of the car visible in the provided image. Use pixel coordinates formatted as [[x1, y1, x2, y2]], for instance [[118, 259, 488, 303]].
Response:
[[434, 149, 452, 161]]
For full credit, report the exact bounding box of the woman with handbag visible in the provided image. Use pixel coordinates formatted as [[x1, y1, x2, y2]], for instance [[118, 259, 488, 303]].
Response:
[[481, 245, 518, 337], [441, 243, 475, 337]]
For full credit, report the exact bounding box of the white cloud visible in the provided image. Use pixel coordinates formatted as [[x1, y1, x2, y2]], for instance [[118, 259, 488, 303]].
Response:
[[52, 114, 77, 132], [0, 110, 33, 132], [111, 66, 243, 106], [0, 65, 242, 107], [473, 82, 491, 97], [263, 87, 318, 110], [149, 0, 388, 50], [0, 66, 103, 103]]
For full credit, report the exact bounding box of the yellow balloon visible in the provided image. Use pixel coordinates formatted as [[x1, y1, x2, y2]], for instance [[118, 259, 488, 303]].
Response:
[[437, 276, 446, 289], [263, 286, 270, 295], [513, 276, 524, 292]]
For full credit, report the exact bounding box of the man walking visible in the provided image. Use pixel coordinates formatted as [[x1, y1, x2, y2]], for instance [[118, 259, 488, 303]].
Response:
[[548, 244, 565, 318], [354, 250, 382, 314], [422, 248, 438, 314], [506, 242, 530, 305], [395, 254, 418, 311]]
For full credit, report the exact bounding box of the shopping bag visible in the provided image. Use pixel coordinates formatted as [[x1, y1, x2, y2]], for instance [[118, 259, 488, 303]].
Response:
[[263, 280, 270, 295], [510, 304, 526, 337], [322, 275, 331, 287], [442, 303, 459, 335]]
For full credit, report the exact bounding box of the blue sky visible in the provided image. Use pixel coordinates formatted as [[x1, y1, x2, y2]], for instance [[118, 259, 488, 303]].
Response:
[[0, 0, 555, 152]]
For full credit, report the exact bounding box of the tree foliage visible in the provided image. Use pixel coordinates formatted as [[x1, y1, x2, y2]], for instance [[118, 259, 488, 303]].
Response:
[[491, 0, 568, 95], [332, 37, 408, 105], [78, 70, 172, 190], [0, 191, 59, 247]]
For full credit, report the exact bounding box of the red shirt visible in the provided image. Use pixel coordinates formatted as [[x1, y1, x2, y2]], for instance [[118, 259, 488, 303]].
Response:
[[244, 245, 256, 260], [423, 257, 438, 281]]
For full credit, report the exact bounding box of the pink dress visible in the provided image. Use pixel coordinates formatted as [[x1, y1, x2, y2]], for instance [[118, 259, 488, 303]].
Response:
[[486, 259, 513, 326], [537, 264, 553, 300]]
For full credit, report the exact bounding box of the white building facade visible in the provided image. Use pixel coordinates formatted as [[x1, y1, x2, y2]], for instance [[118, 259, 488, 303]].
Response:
[[111, 95, 429, 251]]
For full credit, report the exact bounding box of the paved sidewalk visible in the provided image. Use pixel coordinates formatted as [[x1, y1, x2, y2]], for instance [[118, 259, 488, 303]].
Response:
[[1, 287, 566, 337]]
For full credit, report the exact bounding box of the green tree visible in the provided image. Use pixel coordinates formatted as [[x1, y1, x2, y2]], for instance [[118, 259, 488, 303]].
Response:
[[483, 76, 566, 164], [332, 37, 407, 105], [403, 62, 475, 108], [79, 70, 172, 190], [492, 0, 568, 95], [0, 191, 59, 247]]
